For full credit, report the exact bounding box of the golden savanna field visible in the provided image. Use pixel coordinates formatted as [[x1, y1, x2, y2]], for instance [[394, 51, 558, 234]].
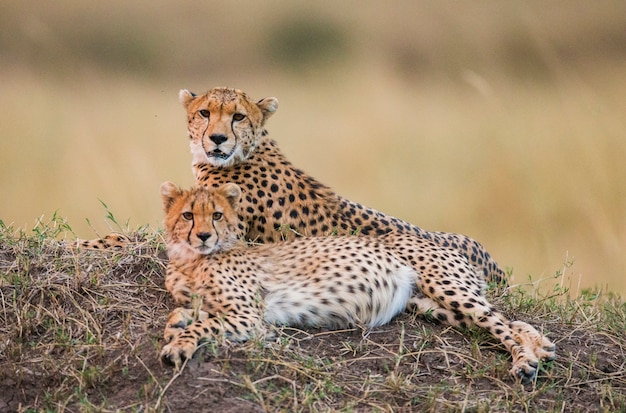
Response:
[[1, 1, 625, 294]]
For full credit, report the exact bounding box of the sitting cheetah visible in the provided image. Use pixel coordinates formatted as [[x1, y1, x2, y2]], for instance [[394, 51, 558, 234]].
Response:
[[160, 182, 555, 383], [180, 87, 507, 285]]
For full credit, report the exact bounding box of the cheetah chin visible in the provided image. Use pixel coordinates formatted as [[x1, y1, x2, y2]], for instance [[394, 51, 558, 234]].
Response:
[[195, 245, 213, 254], [208, 149, 233, 161]]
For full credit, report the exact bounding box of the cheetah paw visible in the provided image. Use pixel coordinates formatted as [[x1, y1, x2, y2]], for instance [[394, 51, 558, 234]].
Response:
[[533, 336, 556, 362], [164, 308, 208, 343], [509, 321, 556, 363], [161, 340, 197, 368], [510, 357, 539, 384]]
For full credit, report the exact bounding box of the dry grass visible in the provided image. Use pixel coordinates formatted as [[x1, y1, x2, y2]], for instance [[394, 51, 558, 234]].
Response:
[[1, 220, 625, 412], [0, 219, 168, 411]]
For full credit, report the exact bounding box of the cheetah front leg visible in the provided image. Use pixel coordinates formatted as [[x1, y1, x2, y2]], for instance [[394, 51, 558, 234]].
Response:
[[163, 307, 209, 344], [161, 311, 267, 368]]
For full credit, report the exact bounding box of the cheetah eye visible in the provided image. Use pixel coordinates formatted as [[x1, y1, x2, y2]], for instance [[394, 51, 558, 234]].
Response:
[[232, 113, 246, 122], [198, 109, 210, 118], [212, 212, 223, 221], [182, 212, 193, 221]]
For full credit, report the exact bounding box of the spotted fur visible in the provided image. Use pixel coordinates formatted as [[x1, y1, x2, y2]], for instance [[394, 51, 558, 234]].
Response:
[[160, 183, 555, 383]]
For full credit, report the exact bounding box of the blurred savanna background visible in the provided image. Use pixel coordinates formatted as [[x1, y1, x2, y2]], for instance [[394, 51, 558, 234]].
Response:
[[1, 1, 625, 294]]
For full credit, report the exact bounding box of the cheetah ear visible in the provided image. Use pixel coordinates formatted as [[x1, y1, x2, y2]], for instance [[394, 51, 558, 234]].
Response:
[[160, 181, 183, 213], [217, 183, 242, 211], [257, 97, 278, 123], [179, 89, 196, 109]]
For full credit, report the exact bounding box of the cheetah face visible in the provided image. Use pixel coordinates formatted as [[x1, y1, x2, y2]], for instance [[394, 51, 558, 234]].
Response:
[[180, 87, 278, 168], [161, 181, 243, 260]]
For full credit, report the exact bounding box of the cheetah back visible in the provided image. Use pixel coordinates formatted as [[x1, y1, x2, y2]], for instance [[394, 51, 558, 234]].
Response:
[[183, 87, 507, 285]]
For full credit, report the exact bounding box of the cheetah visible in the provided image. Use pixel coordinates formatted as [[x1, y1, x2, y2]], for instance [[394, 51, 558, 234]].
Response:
[[160, 182, 556, 383], [180, 87, 507, 285]]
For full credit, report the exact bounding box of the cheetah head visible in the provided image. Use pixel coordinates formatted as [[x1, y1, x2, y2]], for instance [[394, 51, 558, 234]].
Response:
[[161, 181, 243, 260], [180, 87, 278, 168]]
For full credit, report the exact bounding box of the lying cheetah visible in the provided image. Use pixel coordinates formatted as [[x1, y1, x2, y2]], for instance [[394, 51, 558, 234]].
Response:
[[181, 87, 507, 285], [160, 182, 555, 383]]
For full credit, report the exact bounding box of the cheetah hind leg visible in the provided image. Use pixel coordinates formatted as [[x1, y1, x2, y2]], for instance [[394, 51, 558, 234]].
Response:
[[447, 306, 552, 383], [408, 293, 553, 383], [407, 294, 462, 324]]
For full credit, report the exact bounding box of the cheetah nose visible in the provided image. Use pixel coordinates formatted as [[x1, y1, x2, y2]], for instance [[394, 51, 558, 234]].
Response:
[[197, 232, 211, 242], [209, 134, 228, 145]]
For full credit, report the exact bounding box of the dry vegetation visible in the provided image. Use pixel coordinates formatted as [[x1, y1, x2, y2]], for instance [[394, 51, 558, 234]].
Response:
[[1, 220, 625, 412]]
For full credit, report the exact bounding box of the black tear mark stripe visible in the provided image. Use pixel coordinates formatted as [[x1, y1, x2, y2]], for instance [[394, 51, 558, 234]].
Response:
[[230, 115, 241, 149], [201, 115, 211, 153], [211, 200, 220, 246], [186, 199, 196, 244]]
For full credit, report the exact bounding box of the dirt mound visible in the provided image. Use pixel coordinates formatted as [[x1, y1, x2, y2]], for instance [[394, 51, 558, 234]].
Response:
[[1, 231, 624, 412]]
